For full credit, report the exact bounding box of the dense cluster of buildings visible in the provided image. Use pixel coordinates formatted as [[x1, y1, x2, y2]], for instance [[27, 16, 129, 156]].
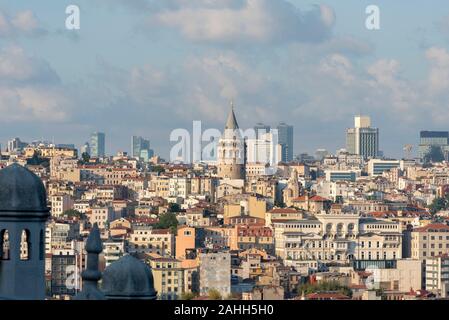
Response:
[[1, 108, 449, 300]]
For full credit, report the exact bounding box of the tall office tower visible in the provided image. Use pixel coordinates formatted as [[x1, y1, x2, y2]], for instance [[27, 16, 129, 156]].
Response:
[[7, 137, 28, 152], [345, 115, 379, 159], [246, 131, 282, 165], [132, 136, 151, 159], [254, 123, 271, 139], [90, 132, 105, 158], [418, 131, 449, 161], [277, 122, 293, 163]]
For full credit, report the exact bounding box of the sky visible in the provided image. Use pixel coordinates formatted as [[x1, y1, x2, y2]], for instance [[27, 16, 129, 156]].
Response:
[[1, 0, 449, 159]]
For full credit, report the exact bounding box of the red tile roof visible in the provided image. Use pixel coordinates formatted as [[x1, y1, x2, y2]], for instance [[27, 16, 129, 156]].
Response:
[[413, 223, 449, 233], [292, 195, 330, 202]]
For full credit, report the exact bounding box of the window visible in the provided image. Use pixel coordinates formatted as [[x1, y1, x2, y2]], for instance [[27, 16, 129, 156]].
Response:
[[0, 229, 10, 260], [20, 229, 31, 261], [39, 229, 44, 260]]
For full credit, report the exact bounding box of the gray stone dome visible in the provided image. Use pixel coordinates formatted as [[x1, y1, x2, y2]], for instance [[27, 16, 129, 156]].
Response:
[[101, 254, 157, 299], [0, 163, 49, 216]]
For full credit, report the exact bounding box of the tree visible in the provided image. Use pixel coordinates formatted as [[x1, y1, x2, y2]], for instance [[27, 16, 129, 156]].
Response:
[[180, 292, 197, 300], [152, 165, 165, 174], [297, 280, 352, 298], [81, 152, 90, 163], [428, 194, 449, 214], [169, 203, 181, 213], [155, 212, 178, 231], [63, 209, 85, 219], [207, 289, 222, 300]]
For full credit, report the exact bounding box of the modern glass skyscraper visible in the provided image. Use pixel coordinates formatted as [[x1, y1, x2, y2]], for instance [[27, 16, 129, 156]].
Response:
[[90, 132, 105, 158], [418, 131, 449, 161], [132, 136, 152, 160], [346, 116, 379, 159], [277, 122, 293, 162]]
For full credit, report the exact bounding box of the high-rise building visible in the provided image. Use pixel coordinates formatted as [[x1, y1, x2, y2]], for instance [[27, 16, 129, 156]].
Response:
[[277, 122, 293, 163], [254, 123, 271, 139], [131, 136, 151, 160], [90, 132, 105, 158], [246, 131, 282, 165], [418, 131, 449, 161], [7, 137, 28, 152], [346, 115, 379, 159]]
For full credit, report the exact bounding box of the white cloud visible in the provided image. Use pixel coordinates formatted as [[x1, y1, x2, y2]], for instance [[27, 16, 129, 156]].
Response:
[[0, 10, 44, 37], [0, 46, 58, 84], [426, 46, 449, 94], [150, 0, 335, 44], [319, 54, 355, 85], [11, 10, 39, 33], [0, 46, 70, 122]]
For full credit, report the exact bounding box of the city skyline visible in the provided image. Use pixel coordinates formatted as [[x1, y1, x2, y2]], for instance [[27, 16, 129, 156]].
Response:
[[1, 1, 449, 158]]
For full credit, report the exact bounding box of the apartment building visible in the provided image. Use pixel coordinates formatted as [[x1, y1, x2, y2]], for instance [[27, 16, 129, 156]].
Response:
[[128, 226, 174, 257], [425, 254, 449, 297]]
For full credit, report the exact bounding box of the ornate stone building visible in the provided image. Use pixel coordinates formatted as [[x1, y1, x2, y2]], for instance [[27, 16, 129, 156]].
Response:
[[217, 102, 246, 180], [283, 169, 301, 207]]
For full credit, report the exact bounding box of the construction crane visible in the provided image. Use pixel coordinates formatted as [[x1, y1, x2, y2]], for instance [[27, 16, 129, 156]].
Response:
[[403, 144, 413, 159]]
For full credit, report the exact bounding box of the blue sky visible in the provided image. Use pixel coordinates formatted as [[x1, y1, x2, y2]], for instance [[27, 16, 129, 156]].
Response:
[[1, 0, 449, 159]]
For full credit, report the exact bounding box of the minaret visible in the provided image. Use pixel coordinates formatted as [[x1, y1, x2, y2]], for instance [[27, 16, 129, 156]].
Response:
[[74, 223, 105, 300], [217, 101, 245, 180]]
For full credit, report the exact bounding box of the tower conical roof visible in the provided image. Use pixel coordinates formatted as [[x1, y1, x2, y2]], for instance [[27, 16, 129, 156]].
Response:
[[225, 101, 239, 130]]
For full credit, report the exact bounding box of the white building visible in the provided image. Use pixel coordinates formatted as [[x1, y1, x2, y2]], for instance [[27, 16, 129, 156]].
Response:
[[50, 194, 74, 217], [169, 177, 191, 198], [103, 240, 125, 267], [88, 206, 114, 229], [346, 116, 379, 159], [425, 254, 449, 297], [246, 132, 282, 165], [368, 159, 400, 177], [273, 206, 402, 272], [199, 251, 231, 297]]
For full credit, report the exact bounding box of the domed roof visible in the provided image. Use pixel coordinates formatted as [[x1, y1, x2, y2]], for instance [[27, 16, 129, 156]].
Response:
[[0, 163, 49, 217], [101, 254, 157, 299]]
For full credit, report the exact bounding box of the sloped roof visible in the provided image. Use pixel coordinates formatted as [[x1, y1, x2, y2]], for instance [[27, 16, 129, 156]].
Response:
[[225, 102, 239, 130]]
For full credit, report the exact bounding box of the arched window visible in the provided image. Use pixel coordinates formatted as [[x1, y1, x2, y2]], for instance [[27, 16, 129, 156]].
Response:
[[39, 229, 45, 260], [20, 229, 31, 260], [0, 229, 10, 260], [326, 223, 333, 234], [337, 223, 344, 237], [348, 223, 355, 235]]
